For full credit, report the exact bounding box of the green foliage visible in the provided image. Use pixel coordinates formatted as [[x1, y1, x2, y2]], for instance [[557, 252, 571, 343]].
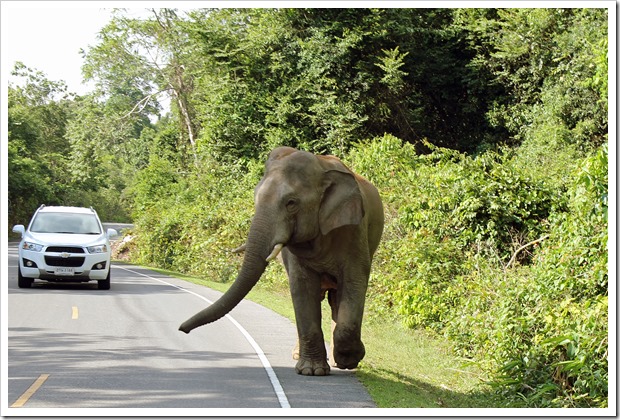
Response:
[[173, 8, 498, 161], [376, 46, 409, 93], [536, 145, 608, 300], [462, 8, 608, 151], [349, 136, 607, 407], [8, 66, 71, 225], [8, 139, 55, 224], [462, 146, 608, 408], [348, 136, 558, 328], [8, 64, 133, 224], [129, 155, 257, 279]]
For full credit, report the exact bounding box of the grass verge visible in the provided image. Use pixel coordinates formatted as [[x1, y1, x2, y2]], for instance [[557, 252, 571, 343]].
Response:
[[137, 264, 513, 408]]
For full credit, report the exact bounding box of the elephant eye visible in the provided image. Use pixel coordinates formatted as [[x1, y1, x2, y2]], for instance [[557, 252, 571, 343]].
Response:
[[286, 198, 298, 212]]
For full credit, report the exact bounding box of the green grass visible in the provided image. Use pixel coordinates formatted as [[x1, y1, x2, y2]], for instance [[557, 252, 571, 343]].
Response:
[[139, 264, 513, 408], [358, 320, 513, 408]]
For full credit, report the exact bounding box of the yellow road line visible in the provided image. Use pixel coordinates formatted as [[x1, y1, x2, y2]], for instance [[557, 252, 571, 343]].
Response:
[[11, 374, 50, 408], [72, 306, 79, 319]]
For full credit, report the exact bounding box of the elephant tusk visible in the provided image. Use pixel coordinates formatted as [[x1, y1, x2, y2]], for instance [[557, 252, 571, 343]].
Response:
[[231, 243, 246, 253], [266, 243, 284, 262]]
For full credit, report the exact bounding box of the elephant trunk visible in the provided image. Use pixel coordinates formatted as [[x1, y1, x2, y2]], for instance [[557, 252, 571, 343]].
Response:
[[179, 212, 277, 334]]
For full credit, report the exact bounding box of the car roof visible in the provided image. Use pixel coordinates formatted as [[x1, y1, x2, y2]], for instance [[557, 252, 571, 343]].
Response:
[[37, 206, 97, 215]]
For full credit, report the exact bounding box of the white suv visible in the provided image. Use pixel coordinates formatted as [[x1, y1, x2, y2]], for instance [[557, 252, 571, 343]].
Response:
[[12, 205, 118, 290]]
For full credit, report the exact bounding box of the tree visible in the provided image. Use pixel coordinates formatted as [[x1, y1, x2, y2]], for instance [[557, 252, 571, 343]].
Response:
[[459, 8, 608, 150], [82, 8, 199, 166], [8, 63, 135, 224], [8, 63, 74, 225]]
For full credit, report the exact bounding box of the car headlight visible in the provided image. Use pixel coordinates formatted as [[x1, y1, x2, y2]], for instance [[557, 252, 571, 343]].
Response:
[[22, 242, 43, 252], [87, 244, 108, 254]]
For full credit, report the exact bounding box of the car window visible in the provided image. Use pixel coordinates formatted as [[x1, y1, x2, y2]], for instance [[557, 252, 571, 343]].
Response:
[[30, 212, 102, 234]]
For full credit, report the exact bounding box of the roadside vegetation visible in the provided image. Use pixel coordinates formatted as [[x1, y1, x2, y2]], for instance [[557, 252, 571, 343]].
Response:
[[9, 8, 608, 408]]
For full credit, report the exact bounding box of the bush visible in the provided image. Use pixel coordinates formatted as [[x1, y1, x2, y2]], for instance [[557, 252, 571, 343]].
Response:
[[348, 135, 607, 407], [349, 135, 559, 331], [443, 145, 608, 407], [130, 155, 258, 281]]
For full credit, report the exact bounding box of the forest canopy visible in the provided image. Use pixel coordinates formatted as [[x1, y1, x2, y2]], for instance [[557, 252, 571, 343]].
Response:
[[8, 7, 609, 408]]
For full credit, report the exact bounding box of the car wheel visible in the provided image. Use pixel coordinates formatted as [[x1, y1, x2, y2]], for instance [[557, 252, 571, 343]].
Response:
[[98, 270, 111, 290], [17, 268, 33, 288]]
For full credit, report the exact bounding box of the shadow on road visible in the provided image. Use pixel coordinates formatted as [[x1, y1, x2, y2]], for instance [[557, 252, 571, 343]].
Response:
[[8, 264, 187, 297], [15, 279, 185, 296], [8, 328, 281, 408]]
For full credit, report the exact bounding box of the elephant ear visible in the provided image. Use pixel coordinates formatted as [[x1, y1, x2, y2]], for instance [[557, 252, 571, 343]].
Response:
[[319, 168, 365, 236]]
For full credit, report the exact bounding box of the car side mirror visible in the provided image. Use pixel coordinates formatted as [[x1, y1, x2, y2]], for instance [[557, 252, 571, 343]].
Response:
[[106, 228, 118, 239], [12, 225, 25, 237]]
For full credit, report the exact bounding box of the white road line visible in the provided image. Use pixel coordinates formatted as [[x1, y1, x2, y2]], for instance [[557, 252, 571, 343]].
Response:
[[116, 266, 291, 408]]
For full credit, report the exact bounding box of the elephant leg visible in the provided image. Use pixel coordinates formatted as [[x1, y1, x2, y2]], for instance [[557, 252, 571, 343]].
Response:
[[332, 265, 369, 370], [287, 262, 330, 376]]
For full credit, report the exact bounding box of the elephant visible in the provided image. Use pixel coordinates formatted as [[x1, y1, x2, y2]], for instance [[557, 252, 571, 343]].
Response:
[[179, 146, 384, 376]]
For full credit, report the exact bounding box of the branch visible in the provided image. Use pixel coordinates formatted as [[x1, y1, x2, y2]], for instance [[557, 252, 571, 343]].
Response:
[[118, 90, 167, 120], [504, 234, 550, 271], [169, 83, 198, 165]]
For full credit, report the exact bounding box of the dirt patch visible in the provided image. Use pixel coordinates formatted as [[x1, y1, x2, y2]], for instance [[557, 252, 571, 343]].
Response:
[[111, 235, 135, 261]]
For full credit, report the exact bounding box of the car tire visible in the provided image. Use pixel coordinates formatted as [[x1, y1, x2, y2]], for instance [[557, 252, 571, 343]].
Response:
[[17, 268, 33, 288], [98, 271, 111, 290]]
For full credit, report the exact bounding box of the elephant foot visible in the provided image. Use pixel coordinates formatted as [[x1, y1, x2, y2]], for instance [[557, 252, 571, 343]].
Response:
[[333, 337, 365, 370], [335, 358, 360, 370], [333, 347, 365, 369], [295, 358, 330, 376]]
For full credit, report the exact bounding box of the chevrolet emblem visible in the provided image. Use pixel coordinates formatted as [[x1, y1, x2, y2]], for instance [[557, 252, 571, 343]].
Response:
[[60, 252, 71, 258]]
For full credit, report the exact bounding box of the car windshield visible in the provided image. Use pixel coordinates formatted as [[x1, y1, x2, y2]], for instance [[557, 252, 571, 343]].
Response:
[[30, 212, 102, 234]]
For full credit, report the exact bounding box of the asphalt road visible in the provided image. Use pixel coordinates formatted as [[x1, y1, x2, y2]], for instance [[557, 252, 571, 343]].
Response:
[[5, 243, 375, 413]]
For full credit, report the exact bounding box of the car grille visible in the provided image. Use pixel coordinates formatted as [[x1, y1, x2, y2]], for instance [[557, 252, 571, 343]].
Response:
[[44, 256, 85, 267], [46, 246, 85, 253]]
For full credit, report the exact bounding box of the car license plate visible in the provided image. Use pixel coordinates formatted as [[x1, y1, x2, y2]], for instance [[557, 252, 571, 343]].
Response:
[[54, 267, 75, 276]]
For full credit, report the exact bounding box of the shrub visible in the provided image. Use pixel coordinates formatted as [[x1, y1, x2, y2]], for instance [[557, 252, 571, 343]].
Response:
[[349, 136, 559, 331], [130, 155, 255, 279], [445, 145, 608, 407], [350, 135, 607, 407]]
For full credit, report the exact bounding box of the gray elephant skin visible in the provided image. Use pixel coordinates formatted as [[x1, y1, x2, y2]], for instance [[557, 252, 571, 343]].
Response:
[[179, 146, 384, 376]]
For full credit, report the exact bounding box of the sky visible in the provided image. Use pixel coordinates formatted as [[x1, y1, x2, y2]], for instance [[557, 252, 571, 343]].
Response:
[[2, 4, 116, 95]]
